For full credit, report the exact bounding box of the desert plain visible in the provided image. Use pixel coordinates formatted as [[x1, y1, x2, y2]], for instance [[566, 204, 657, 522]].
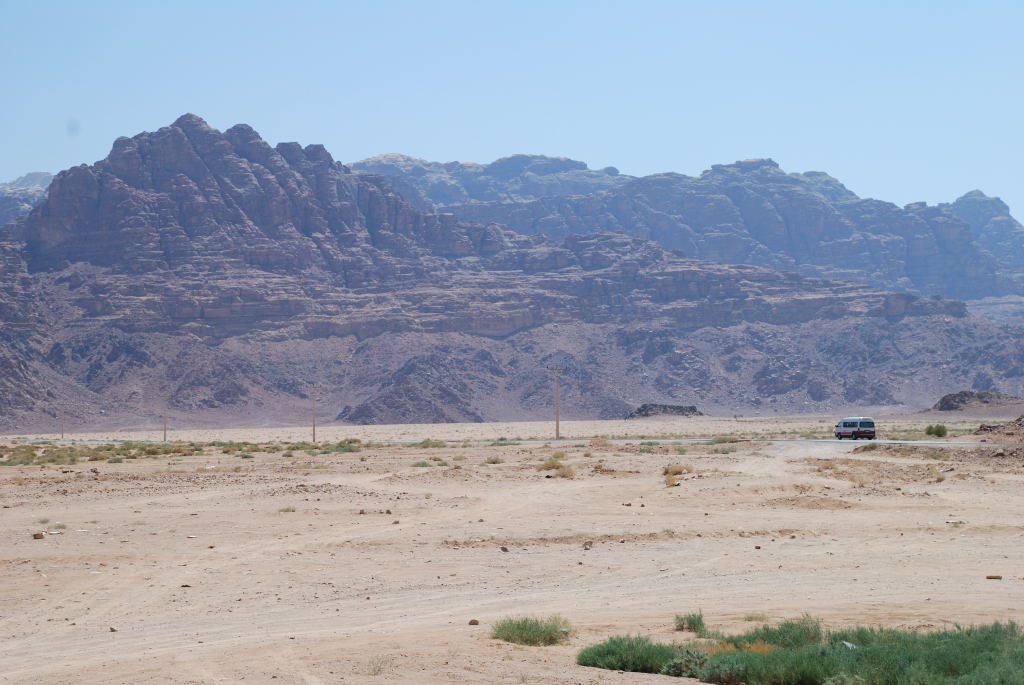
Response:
[[2, 413, 1023, 684]]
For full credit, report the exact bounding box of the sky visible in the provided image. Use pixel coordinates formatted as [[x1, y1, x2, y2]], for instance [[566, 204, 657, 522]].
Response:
[[2, 0, 1022, 214]]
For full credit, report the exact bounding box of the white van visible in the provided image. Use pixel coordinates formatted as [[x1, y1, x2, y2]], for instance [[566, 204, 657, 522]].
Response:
[[834, 417, 876, 440]]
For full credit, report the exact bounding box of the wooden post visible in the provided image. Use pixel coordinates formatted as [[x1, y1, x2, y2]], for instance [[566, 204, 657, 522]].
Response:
[[550, 367, 561, 440], [310, 386, 318, 444]]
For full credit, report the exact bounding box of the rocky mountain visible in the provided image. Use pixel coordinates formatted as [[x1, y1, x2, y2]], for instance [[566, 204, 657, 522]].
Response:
[[941, 190, 1024, 274], [351, 154, 627, 208], [0, 172, 52, 225], [359, 156, 1022, 301], [3, 116, 1024, 430]]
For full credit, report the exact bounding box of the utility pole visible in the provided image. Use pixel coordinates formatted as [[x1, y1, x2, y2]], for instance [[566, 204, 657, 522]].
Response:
[[59, 413, 64, 441], [310, 385, 319, 445], [549, 367, 561, 440], [162, 414, 167, 443]]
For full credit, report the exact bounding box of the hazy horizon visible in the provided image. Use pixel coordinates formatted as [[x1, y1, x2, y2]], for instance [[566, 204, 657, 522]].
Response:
[[2, 0, 1022, 213]]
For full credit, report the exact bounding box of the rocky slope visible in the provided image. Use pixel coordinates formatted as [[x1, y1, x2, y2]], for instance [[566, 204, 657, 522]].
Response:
[[3, 116, 1024, 430], [359, 156, 1022, 301], [0, 172, 51, 225]]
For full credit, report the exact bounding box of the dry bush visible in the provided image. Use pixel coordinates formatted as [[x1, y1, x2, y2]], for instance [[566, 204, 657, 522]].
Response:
[[663, 463, 694, 476], [555, 464, 575, 479]]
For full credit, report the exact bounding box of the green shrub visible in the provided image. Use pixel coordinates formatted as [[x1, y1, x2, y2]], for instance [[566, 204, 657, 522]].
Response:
[[323, 439, 361, 453], [492, 616, 572, 646], [411, 461, 432, 467], [412, 439, 447, 448], [660, 648, 709, 676], [107, 457, 124, 463], [577, 636, 677, 673], [933, 424, 948, 437], [578, 619, 1024, 684], [725, 616, 822, 649], [675, 611, 706, 633]]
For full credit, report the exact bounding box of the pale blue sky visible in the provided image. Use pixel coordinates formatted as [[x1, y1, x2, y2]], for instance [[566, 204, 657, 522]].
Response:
[[2, 0, 1022, 213]]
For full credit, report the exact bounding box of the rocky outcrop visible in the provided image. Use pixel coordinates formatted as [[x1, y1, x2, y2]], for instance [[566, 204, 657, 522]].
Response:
[[367, 157, 1019, 300], [0, 172, 51, 225], [3, 116, 1024, 430], [933, 390, 1022, 411], [626, 404, 703, 419]]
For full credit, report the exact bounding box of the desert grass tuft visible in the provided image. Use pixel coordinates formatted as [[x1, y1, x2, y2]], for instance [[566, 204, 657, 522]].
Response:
[[411, 439, 447, 448], [555, 464, 575, 479], [492, 615, 572, 646], [364, 655, 392, 676], [676, 611, 706, 633]]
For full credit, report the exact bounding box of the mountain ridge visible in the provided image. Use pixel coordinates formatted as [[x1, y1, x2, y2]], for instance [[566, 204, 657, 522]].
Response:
[[2, 115, 1022, 430], [354, 154, 1022, 300]]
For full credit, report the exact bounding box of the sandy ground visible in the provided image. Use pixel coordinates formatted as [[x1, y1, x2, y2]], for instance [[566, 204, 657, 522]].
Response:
[[2, 415, 1023, 684]]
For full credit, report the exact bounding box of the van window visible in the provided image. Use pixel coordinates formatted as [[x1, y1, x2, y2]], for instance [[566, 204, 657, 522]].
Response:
[[859, 421, 875, 428], [843, 421, 857, 428]]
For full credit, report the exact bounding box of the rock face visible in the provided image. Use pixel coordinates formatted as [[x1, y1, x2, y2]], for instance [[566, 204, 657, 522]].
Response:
[[3, 116, 1024, 429], [626, 404, 703, 419], [933, 390, 1023, 411], [362, 157, 1021, 300], [941, 191, 1024, 276], [0, 172, 51, 225]]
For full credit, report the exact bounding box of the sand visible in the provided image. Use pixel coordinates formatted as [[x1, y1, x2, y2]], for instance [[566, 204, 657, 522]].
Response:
[[2, 415, 1022, 684]]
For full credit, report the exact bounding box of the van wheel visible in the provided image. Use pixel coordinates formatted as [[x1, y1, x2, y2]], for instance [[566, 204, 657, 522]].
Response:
[[850, 435, 857, 440], [836, 435, 842, 440]]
